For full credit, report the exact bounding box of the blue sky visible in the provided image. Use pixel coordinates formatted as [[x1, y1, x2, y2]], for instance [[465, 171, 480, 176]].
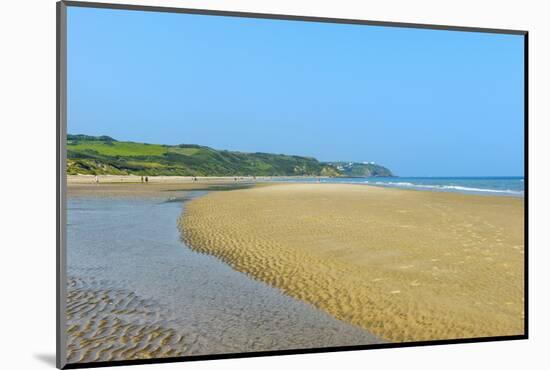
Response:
[[67, 7, 524, 176]]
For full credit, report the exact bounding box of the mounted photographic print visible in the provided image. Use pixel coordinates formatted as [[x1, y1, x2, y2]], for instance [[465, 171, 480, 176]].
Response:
[[57, 1, 528, 368]]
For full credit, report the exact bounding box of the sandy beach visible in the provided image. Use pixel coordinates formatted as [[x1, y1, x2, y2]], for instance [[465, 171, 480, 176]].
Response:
[[67, 174, 321, 185], [180, 183, 525, 342], [66, 184, 381, 363], [66, 175, 270, 198]]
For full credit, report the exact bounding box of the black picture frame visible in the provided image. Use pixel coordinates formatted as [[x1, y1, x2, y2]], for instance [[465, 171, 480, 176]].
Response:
[[56, 1, 529, 368]]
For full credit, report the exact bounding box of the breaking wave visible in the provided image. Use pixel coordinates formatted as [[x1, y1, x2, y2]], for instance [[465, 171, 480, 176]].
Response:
[[363, 181, 524, 196]]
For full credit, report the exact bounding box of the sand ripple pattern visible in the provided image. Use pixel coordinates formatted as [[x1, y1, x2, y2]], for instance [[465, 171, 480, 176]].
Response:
[[66, 194, 382, 365], [66, 276, 187, 363], [179, 183, 525, 342]]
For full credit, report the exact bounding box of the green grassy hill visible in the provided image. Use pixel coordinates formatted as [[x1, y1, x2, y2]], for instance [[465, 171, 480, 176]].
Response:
[[67, 134, 393, 177]]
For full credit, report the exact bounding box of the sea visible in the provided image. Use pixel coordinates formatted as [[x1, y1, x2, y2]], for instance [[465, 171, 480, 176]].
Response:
[[272, 176, 525, 197]]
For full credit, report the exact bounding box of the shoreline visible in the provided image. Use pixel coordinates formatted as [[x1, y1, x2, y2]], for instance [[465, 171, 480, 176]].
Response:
[[66, 189, 382, 362], [179, 183, 525, 342], [67, 174, 331, 185], [67, 175, 524, 198]]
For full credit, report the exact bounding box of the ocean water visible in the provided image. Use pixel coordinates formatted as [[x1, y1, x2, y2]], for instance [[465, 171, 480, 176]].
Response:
[[272, 176, 525, 197]]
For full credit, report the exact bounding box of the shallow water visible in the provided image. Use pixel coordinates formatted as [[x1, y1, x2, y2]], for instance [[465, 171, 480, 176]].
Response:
[[66, 192, 381, 363]]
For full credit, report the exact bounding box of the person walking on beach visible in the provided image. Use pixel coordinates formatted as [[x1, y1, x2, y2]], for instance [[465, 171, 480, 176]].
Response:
[[94, 175, 99, 184], [145, 176, 149, 184], [141, 176, 144, 183]]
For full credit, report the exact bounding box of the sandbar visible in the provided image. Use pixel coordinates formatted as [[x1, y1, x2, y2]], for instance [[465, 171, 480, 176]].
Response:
[[180, 183, 525, 342]]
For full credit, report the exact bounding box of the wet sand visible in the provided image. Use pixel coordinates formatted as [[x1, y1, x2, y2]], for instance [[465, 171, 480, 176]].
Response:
[[66, 187, 381, 363], [68, 174, 257, 184], [67, 181, 259, 198], [67, 174, 321, 185], [180, 183, 525, 342]]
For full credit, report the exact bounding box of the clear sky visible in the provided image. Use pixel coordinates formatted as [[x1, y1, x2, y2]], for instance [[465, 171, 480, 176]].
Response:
[[67, 6, 525, 177]]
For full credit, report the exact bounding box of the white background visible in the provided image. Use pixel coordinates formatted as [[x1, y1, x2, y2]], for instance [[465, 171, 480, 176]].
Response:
[[1, 0, 548, 369]]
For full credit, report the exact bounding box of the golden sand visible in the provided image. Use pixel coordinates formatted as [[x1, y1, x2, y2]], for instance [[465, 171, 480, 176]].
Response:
[[66, 277, 187, 363], [180, 183, 525, 342]]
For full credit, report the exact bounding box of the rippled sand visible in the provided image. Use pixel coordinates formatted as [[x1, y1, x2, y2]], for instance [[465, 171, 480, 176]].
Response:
[[180, 183, 525, 342], [66, 191, 381, 364], [66, 277, 187, 363]]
